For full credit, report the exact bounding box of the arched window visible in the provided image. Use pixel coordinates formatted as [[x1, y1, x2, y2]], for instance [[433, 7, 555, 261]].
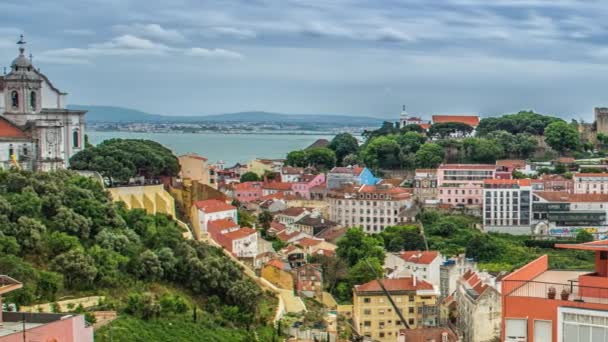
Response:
[[73, 130, 80, 148], [30, 91, 36, 110], [10, 91, 18, 109]]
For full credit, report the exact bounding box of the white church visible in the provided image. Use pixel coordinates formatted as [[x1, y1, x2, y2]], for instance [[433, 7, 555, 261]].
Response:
[[0, 36, 86, 171]]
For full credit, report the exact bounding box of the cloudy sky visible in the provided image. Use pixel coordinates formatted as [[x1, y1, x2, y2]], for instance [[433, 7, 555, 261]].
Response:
[[2, 0, 608, 120]]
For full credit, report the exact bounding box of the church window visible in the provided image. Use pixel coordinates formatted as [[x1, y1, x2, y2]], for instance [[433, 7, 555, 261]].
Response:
[[10, 91, 18, 109], [73, 130, 80, 148], [30, 91, 36, 110]]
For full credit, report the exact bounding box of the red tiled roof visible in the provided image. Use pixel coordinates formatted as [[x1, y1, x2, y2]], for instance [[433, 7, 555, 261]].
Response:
[[282, 167, 304, 175], [484, 179, 531, 186], [234, 182, 263, 191], [263, 182, 293, 191], [223, 227, 256, 240], [496, 159, 526, 168], [276, 230, 304, 242], [432, 115, 480, 127], [419, 123, 431, 130], [296, 237, 323, 247], [315, 249, 336, 257], [207, 219, 239, 232], [355, 277, 434, 292], [398, 327, 459, 342], [179, 154, 208, 161], [438, 164, 495, 170], [269, 221, 286, 232], [534, 191, 608, 202], [400, 251, 440, 265], [574, 173, 608, 178], [556, 157, 576, 163], [357, 185, 411, 195], [194, 199, 236, 213], [259, 192, 287, 201], [277, 207, 309, 217], [266, 259, 285, 270], [0, 117, 28, 139]]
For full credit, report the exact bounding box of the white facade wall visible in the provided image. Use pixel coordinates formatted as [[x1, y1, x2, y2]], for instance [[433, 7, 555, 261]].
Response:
[[329, 197, 412, 233], [233, 233, 258, 258], [483, 186, 532, 235], [574, 175, 608, 194], [198, 209, 238, 233]]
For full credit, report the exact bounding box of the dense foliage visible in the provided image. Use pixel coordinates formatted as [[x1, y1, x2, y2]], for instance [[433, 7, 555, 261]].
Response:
[[476, 111, 563, 136], [285, 147, 337, 170], [544, 121, 580, 153], [328, 133, 359, 166], [70, 139, 180, 184], [0, 170, 264, 326]]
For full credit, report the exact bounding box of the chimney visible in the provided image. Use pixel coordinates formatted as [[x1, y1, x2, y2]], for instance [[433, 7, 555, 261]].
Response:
[[413, 274, 417, 287], [442, 332, 449, 342]]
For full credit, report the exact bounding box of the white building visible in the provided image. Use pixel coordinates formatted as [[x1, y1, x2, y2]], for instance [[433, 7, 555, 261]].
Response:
[[455, 270, 502, 342], [0, 36, 86, 171], [384, 251, 443, 286], [207, 219, 258, 258], [439, 254, 478, 298], [328, 184, 415, 234], [190, 199, 238, 239], [482, 179, 532, 235]]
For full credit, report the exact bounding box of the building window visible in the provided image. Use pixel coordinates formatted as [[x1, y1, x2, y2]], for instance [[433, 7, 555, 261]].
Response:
[[505, 319, 527, 341], [363, 297, 371, 303], [8, 144, 14, 158], [11, 91, 18, 109], [30, 91, 36, 110], [73, 130, 80, 148]]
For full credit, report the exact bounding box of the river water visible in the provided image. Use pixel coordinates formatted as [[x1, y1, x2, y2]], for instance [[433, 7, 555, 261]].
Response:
[[87, 131, 335, 165]]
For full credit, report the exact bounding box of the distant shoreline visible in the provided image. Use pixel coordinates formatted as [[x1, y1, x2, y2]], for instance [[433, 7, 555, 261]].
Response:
[[87, 129, 351, 136]]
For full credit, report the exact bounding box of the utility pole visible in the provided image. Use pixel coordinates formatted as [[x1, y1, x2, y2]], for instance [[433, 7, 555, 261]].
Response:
[[22, 313, 25, 342]]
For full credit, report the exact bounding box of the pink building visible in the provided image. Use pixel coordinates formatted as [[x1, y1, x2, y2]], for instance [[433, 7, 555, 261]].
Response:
[[495, 159, 526, 179], [291, 173, 326, 199], [0, 276, 93, 342], [262, 182, 294, 197], [437, 164, 495, 206], [573, 173, 608, 194], [233, 182, 264, 202]]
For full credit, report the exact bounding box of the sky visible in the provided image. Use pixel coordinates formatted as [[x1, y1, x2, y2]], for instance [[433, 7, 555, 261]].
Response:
[[2, 0, 608, 120]]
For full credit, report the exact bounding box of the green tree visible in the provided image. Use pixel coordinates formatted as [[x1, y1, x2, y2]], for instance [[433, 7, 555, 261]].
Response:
[[286, 150, 307, 167], [576, 230, 594, 243], [544, 121, 580, 154], [329, 133, 359, 166], [258, 211, 273, 230], [428, 122, 473, 139], [465, 234, 501, 263], [415, 143, 444, 168], [240, 172, 260, 182], [305, 147, 337, 170], [361, 136, 401, 169], [238, 210, 255, 227], [50, 249, 98, 289], [50, 207, 92, 239], [6, 217, 46, 252], [379, 226, 426, 252], [347, 257, 382, 287], [476, 111, 561, 136], [464, 138, 505, 163], [133, 250, 163, 281], [336, 228, 385, 267]]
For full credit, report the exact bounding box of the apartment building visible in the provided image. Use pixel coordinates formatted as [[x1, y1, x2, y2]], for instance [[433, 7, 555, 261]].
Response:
[[326, 166, 380, 190], [531, 192, 608, 238], [501, 240, 608, 342], [573, 173, 608, 194], [482, 179, 532, 235], [437, 164, 495, 206], [178, 154, 217, 188], [190, 199, 237, 239], [413, 169, 438, 204], [531, 174, 573, 193], [455, 270, 502, 342], [328, 184, 414, 234], [353, 277, 440, 342], [440, 254, 478, 298], [384, 251, 443, 286]]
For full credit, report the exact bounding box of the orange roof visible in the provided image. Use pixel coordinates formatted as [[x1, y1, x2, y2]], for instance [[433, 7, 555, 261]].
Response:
[[574, 173, 608, 178], [358, 185, 411, 195], [398, 327, 459, 342], [556, 157, 576, 163], [432, 115, 480, 127], [534, 191, 608, 202], [496, 159, 526, 168], [0, 117, 28, 139], [557, 240, 608, 252], [282, 167, 304, 174], [296, 237, 323, 247], [276, 230, 304, 242], [194, 199, 235, 213], [439, 164, 495, 170], [355, 277, 434, 293], [269, 221, 286, 232], [266, 259, 285, 269], [223, 227, 257, 240], [234, 182, 263, 191], [277, 207, 309, 217], [419, 123, 431, 130], [484, 179, 531, 186], [207, 218, 239, 232], [263, 182, 293, 191], [400, 251, 440, 265], [259, 192, 287, 201], [314, 249, 336, 257]]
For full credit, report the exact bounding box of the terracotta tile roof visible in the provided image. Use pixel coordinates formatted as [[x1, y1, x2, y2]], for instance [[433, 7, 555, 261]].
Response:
[[259, 192, 287, 201], [234, 182, 263, 191], [276, 230, 304, 242], [358, 184, 411, 195], [355, 277, 434, 293], [419, 123, 431, 130], [282, 166, 304, 175], [269, 221, 286, 232], [194, 199, 236, 213], [432, 115, 480, 127], [400, 251, 440, 265], [438, 163, 495, 170], [263, 182, 293, 191], [0, 117, 28, 139], [398, 327, 459, 342], [295, 237, 323, 247], [223, 227, 257, 240], [379, 178, 403, 187], [277, 207, 309, 217], [556, 157, 576, 163], [207, 219, 239, 232], [534, 191, 608, 202], [266, 259, 285, 270], [574, 173, 608, 178], [496, 159, 526, 168], [179, 154, 208, 161], [314, 249, 336, 257], [484, 179, 531, 186]]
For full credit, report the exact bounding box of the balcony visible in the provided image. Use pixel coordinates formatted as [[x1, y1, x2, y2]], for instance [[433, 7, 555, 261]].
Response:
[[504, 270, 608, 305]]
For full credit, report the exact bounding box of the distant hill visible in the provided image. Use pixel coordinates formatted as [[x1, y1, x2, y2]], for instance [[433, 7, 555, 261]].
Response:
[[70, 105, 386, 125]]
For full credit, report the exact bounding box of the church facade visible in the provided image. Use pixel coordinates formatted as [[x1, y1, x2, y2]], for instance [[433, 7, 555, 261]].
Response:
[[0, 36, 86, 171]]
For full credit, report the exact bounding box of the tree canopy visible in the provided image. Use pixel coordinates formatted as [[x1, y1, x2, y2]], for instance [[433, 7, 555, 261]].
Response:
[[285, 147, 336, 170], [69, 139, 180, 184], [428, 122, 473, 139], [476, 111, 563, 136], [328, 133, 359, 166], [544, 121, 580, 154]]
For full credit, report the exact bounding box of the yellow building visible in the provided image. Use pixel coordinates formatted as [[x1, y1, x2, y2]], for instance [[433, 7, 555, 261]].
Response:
[[247, 158, 278, 176], [285, 199, 329, 218], [260, 259, 294, 290], [169, 178, 226, 221], [178, 154, 216, 188], [352, 277, 439, 342], [108, 184, 175, 218]]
